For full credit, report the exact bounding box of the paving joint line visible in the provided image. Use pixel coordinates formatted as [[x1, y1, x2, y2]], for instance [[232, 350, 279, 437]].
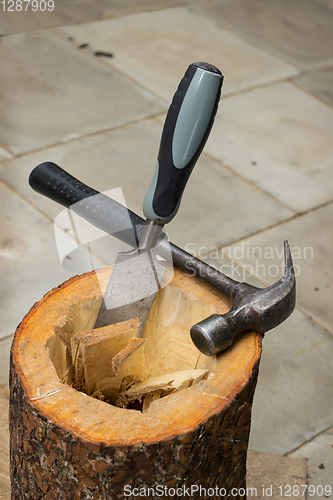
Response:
[[211, 252, 333, 336], [196, 251, 333, 336], [288, 61, 333, 77], [152, 113, 168, 124], [192, 216, 297, 260], [0, 176, 57, 224], [0, 157, 14, 165], [1, 173, 111, 268], [301, 198, 333, 213], [207, 206, 326, 251], [290, 304, 333, 338], [0, 334, 14, 343], [0, 143, 15, 159], [186, 7, 303, 72], [289, 78, 333, 110], [1, 176, 110, 267], [191, 8, 333, 87], [0, 114, 164, 162], [183, 248, 333, 338], [286, 423, 333, 456], [220, 74, 300, 101], [202, 150, 297, 214], [54, 18, 300, 106], [52, 27, 170, 105], [198, 159, 333, 246], [163, 197, 333, 266], [53, 219, 109, 267], [95, 58, 169, 105], [48, 2, 200, 33]]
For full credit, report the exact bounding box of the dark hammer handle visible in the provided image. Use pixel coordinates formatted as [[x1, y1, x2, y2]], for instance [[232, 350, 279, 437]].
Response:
[[29, 162, 144, 248]]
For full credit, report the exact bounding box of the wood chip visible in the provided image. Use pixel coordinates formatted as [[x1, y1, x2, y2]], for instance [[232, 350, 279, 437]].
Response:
[[125, 369, 209, 397]]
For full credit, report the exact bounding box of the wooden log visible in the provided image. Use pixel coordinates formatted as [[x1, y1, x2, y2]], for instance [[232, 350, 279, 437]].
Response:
[[10, 266, 262, 499]]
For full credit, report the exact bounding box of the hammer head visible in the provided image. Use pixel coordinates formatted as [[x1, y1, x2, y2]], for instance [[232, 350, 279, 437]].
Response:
[[191, 241, 296, 356]]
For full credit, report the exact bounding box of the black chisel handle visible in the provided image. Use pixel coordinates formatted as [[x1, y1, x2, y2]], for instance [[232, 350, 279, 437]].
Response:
[[143, 62, 223, 224], [29, 162, 144, 248]]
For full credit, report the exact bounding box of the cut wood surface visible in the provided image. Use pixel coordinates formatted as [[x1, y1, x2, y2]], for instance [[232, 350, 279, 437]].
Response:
[[10, 266, 262, 499], [69, 318, 141, 403], [47, 282, 217, 409]]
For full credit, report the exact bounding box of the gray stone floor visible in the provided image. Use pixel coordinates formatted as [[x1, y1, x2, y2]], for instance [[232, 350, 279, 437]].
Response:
[[0, 0, 332, 496]]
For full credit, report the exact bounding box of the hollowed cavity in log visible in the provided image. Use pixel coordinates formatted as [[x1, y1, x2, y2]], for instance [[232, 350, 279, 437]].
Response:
[[46, 285, 217, 412]]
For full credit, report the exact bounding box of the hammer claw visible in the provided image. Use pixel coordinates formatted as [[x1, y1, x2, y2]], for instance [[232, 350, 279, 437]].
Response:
[[190, 240, 296, 356]]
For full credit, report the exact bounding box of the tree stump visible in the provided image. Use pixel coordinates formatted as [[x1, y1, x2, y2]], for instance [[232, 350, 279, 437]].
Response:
[[10, 266, 262, 499]]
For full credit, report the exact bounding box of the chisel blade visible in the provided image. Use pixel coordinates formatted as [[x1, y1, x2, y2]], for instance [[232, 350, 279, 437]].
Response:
[[94, 245, 167, 336]]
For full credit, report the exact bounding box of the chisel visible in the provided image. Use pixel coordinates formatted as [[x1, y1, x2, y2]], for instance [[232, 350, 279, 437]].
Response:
[[94, 62, 222, 333], [30, 62, 223, 336]]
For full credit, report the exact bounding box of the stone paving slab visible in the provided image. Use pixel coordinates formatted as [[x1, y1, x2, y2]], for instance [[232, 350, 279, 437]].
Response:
[[202, 250, 267, 289], [249, 309, 333, 455], [224, 203, 333, 335], [0, 0, 202, 36], [0, 1, 105, 36], [0, 120, 163, 222], [166, 149, 292, 248], [0, 399, 9, 500], [317, 0, 333, 9], [247, 450, 307, 500], [0, 181, 105, 340], [289, 427, 333, 499], [294, 67, 333, 107], [60, 8, 297, 101], [0, 337, 12, 401], [0, 148, 12, 162], [0, 120, 293, 255], [193, 0, 333, 71], [205, 82, 333, 213], [0, 30, 164, 155], [94, 0, 209, 17]]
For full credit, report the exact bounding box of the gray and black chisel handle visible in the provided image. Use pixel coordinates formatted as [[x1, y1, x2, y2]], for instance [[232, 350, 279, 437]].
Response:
[[30, 62, 223, 239], [143, 62, 223, 224]]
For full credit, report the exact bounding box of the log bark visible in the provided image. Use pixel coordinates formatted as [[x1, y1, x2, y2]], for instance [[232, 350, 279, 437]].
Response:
[[10, 266, 262, 499]]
